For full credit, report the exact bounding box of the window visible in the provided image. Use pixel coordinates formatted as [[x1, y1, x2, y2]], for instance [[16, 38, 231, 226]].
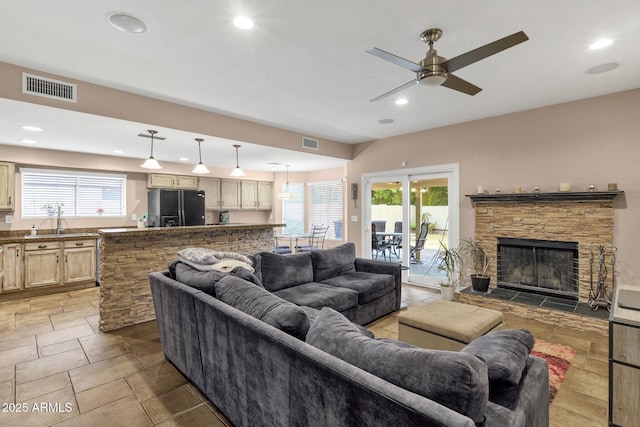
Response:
[[281, 183, 304, 234], [308, 180, 343, 239], [21, 168, 127, 217]]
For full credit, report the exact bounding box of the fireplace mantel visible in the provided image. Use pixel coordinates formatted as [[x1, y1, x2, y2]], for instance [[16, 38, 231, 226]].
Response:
[[467, 190, 623, 204]]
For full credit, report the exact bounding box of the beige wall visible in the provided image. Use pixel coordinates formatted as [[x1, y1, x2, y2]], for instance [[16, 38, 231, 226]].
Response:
[[348, 88, 640, 285]]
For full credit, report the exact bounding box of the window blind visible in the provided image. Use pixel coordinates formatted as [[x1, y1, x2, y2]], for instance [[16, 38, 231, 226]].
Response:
[[21, 168, 127, 217], [308, 180, 343, 238]]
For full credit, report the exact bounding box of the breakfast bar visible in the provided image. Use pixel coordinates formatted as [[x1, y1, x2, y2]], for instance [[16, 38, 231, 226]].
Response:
[[98, 223, 282, 331]]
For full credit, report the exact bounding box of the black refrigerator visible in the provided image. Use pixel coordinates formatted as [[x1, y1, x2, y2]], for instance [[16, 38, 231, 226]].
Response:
[[147, 189, 205, 227]]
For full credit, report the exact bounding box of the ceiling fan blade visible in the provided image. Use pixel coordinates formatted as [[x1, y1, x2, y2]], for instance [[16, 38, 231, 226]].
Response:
[[440, 74, 482, 96], [367, 48, 422, 72], [440, 31, 528, 73], [370, 79, 419, 102]]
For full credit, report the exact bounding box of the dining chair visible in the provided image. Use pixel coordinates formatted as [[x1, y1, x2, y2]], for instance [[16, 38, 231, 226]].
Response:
[[410, 222, 430, 263], [296, 225, 329, 252], [273, 236, 292, 254]]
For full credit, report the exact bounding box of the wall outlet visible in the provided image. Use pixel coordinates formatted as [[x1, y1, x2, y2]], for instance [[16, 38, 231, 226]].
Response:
[[350, 215, 358, 222], [4, 215, 12, 224], [131, 213, 137, 221]]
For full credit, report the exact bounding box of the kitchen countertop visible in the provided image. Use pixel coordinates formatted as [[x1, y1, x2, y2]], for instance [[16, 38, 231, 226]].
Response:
[[98, 223, 284, 237], [0, 232, 99, 244]]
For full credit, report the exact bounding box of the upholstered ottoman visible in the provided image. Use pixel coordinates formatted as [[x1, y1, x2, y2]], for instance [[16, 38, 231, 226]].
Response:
[[398, 300, 505, 351]]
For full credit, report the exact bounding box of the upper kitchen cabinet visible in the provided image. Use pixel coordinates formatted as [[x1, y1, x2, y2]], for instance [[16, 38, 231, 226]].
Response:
[[147, 174, 199, 189], [220, 179, 240, 210], [198, 178, 221, 209], [241, 181, 273, 210], [0, 162, 16, 210]]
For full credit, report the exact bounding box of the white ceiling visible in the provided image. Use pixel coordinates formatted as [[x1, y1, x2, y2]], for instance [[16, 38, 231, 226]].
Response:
[[0, 0, 638, 172]]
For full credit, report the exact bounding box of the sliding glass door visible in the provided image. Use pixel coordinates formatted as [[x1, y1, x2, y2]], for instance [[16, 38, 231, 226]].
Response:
[[363, 164, 459, 288]]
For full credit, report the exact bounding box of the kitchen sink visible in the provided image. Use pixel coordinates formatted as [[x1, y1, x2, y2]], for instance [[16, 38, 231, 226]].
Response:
[[24, 232, 95, 239]]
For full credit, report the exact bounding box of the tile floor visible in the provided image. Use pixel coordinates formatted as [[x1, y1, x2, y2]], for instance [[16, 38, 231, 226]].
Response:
[[0, 285, 608, 427]]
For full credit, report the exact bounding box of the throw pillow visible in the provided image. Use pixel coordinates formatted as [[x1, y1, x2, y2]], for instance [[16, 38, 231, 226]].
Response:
[[175, 262, 263, 297], [177, 247, 218, 265], [215, 275, 311, 340], [310, 242, 356, 282], [259, 251, 314, 292], [306, 308, 488, 424], [461, 329, 535, 386]]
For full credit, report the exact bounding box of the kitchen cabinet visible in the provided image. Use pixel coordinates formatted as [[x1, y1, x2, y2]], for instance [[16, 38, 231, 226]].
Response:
[[0, 161, 16, 210], [610, 285, 640, 426], [241, 180, 273, 210], [147, 174, 199, 189], [257, 181, 273, 210], [63, 239, 96, 284], [220, 179, 240, 210], [198, 177, 221, 209], [1, 243, 23, 292], [24, 241, 61, 288]]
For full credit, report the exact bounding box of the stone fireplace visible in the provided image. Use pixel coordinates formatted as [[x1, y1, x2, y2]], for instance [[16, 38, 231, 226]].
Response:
[[470, 192, 620, 304]]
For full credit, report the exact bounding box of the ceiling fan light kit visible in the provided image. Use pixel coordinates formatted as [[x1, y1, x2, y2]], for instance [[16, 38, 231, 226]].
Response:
[[368, 28, 528, 101]]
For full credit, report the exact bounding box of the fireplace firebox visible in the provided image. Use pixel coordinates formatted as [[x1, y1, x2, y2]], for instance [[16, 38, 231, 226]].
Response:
[[497, 238, 579, 300]]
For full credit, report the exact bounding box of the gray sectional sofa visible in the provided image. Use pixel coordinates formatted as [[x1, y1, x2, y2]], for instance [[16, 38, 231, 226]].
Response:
[[149, 243, 549, 427]]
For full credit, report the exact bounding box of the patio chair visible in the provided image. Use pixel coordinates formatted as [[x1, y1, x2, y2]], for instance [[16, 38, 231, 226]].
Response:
[[410, 222, 430, 263], [371, 223, 391, 261], [296, 225, 329, 252], [390, 221, 403, 257]]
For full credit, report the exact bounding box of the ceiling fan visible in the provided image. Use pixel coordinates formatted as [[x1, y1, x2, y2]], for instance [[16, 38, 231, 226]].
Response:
[[367, 28, 528, 101]]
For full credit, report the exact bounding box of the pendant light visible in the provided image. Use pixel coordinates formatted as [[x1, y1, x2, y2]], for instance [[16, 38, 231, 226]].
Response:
[[141, 130, 162, 169], [230, 144, 246, 177], [192, 138, 210, 174], [276, 164, 298, 200]]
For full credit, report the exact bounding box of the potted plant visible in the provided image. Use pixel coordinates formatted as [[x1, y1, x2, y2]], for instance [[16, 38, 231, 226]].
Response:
[[460, 237, 492, 293], [434, 241, 463, 301]]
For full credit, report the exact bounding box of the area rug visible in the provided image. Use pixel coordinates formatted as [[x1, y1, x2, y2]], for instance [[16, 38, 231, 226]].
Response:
[[532, 340, 576, 403]]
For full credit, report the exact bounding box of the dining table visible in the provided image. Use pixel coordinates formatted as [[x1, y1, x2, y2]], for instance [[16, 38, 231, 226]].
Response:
[[275, 233, 312, 253]]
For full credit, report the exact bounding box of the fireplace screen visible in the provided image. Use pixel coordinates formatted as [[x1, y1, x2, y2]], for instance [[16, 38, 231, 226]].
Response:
[[497, 238, 579, 298]]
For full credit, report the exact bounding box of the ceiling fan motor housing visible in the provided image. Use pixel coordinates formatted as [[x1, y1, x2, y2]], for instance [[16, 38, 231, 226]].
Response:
[[418, 49, 448, 85]]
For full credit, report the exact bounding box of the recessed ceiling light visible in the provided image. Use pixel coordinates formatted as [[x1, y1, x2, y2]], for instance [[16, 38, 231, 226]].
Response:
[[378, 119, 394, 124], [395, 98, 409, 105], [107, 12, 148, 34], [233, 16, 254, 30], [22, 125, 42, 131], [589, 38, 613, 50], [179, 157, 189, 162], [113, 150, 124, 154], [21, 139, 37, 144]]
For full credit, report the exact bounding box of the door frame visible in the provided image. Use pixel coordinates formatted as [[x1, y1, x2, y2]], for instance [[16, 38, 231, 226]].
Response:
[[361, 163, 459, 287]]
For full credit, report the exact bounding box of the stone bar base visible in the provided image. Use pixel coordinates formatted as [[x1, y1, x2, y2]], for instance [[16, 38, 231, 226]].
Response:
[[99, 224, 280, 332], [459, 291, 608, 336]]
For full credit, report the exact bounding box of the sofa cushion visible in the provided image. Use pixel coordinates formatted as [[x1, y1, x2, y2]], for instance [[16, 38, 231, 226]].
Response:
[[214, 275, 310, 340], [175, 262, 263, 297], [461, 329, 535, 386], [273, 282, 359, 312], [306, 308, 489, 424], [259, 251, 313, 292], [320, 271, 395, 304], [310, 243, 356, 281]]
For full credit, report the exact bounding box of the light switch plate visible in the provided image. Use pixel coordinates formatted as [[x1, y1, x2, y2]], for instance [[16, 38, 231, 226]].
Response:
[[131, 213, 137, 221], [4, 215, 12, 224], [350, 215, 358, 222]]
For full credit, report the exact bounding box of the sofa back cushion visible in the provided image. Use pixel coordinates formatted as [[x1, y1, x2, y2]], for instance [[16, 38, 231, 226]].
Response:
[[215, 274, 311, 340], [310, 243, 356, 282], [259, 251, 313, 291], [175, 262, 263, 297], [306, 308, 489, 424]]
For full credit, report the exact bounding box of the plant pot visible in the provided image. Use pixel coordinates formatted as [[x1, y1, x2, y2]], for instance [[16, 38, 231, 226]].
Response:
[[441, 286, 455, 301], [471, 275, 491, 293]]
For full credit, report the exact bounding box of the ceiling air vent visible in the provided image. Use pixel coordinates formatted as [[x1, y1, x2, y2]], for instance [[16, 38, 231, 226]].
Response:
[[302, 137, 319, 150], [22, 73, 77, 103]]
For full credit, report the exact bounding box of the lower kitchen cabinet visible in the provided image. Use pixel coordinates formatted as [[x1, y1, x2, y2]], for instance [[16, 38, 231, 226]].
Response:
[[63, 240, 96, 283], [24, 241, 61, 288], [1, 243, 23, 292]]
